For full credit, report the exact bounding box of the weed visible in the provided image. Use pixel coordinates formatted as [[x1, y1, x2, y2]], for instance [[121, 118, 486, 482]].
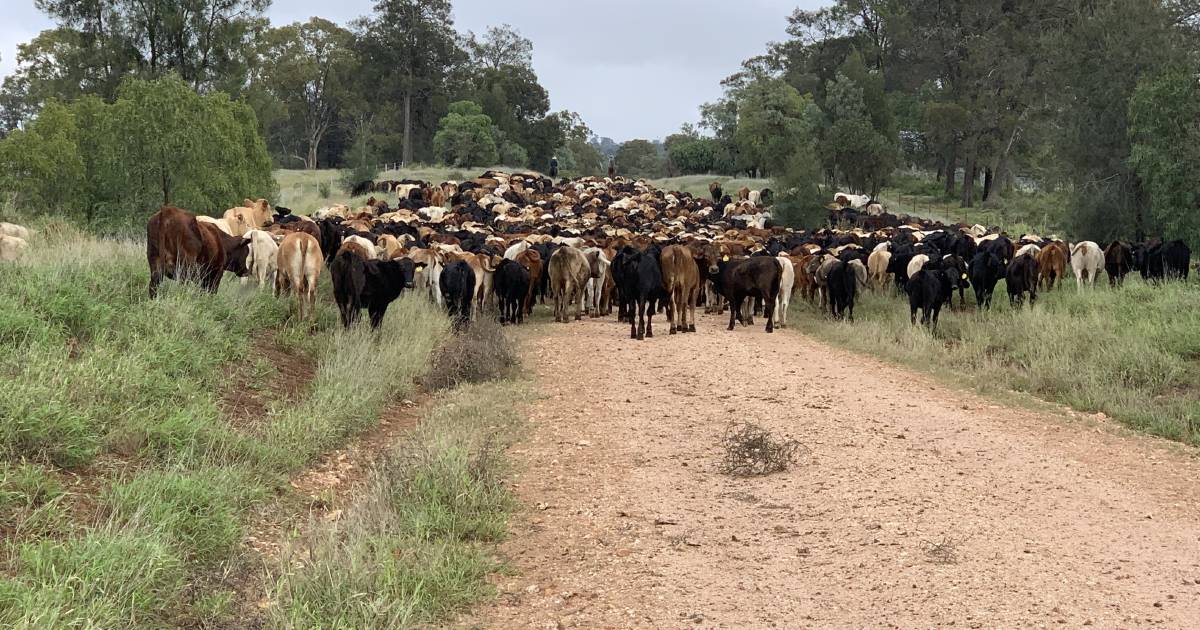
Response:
[[719, 422, 806, 477]]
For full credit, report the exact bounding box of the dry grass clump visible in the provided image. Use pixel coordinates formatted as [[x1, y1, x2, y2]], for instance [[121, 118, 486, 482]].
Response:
[[718, 422, 806, 477], [420, 317, 519, 392]]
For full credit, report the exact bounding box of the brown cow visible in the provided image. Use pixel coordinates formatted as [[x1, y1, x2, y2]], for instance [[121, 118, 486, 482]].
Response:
[[147, 206, 250, 298], [660, 245, 700, 334], [515, 248, 543, 315], [547, 246, 590, 322], [737, 186, 751, 201], [275, 232, 322, 320], [1037, 242, 1068, 291]]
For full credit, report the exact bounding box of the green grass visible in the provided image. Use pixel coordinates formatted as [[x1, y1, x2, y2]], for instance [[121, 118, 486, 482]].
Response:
[[879, 171, 1070, 237], [650, 174, 771, 199], [789, 276, 1200, 444], [266, 382, 525, 629], [0, 221, 455, 627]]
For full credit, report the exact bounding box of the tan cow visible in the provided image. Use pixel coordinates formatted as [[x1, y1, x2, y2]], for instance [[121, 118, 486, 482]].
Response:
[[275, 232, 322, 320], [659, 244, 700, 334], [223, 198, 273, 236], [242, 229, 279, 289], [547, 246, 590, 323], [0, 234, 28, 262], [1, 222, 31, 240]]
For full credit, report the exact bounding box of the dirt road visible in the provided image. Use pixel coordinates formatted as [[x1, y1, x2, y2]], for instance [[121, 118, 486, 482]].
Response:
[[458, 314, 1200, 629]]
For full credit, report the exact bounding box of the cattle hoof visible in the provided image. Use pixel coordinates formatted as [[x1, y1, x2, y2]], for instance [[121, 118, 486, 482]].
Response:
[[669, 328, 676, 335], [688, 325, 696, 333]]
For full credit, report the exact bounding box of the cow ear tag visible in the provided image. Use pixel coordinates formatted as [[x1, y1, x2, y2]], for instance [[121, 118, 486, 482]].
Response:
[[722, 255, 730, 262], [961, 273, 967, 280], [416, 265, 425, 272]]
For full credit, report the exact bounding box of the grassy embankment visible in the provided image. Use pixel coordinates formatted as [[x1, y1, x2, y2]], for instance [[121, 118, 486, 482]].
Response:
[[0, 220, 523, 628], [789, 276, 1200, 445]]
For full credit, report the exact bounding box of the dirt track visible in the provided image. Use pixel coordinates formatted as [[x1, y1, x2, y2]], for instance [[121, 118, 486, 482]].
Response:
[[457, 313, 1200, 629]]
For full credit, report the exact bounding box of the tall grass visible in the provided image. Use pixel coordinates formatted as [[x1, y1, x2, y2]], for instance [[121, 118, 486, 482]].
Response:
[[0, 224, 450, 627], [790, 277, 1200, 443], [266, 382, 525, 629]]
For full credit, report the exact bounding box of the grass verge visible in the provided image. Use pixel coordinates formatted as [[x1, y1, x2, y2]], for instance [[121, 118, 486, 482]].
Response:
[[265, 380, 526, 629], [789, 277, 1200, 444], [0, 222, 448, 628]]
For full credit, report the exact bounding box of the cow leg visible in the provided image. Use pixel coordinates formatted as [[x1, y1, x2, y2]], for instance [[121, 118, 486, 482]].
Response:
[[369, 303, 388, 330], [765, 291, 776, 333], [688, 288, 698, 333], [646, 297, 655, 338], [727, 297, 738, 331]]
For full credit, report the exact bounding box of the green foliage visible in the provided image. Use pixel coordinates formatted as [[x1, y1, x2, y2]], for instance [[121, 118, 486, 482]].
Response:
[[0, 75, 276, 228], [668, 137, 721, 175], [735, 78, 816, 177], [615, 139, 665, 178], [1129, 67, 1200, 247], [770, 146, 827, 230], [433, 101, 500, 168], [498, 138, 530, 168]]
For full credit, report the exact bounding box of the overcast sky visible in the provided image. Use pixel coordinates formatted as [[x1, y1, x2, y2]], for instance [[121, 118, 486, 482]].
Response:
[[1, 0, 823, 141]]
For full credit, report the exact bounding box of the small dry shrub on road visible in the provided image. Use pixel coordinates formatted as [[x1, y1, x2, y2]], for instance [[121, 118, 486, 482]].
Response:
[[420, 316, 518, 392], [718, 422, 806, 477]]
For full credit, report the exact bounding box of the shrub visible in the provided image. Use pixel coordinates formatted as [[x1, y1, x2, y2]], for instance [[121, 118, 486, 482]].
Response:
[[420, 317, 518, 392], [719, 422, 805, 476], [317, 181, 331, 199]]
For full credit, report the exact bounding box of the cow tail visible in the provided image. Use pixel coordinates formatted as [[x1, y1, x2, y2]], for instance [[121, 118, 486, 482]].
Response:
[[297, 236, 312, 296]]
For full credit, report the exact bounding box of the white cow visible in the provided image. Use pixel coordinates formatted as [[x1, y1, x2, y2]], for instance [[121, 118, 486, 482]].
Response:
[[774, 255, 796, 328], [906, 254, 930, 280], [581, 247, 611, 317], [0, 235, 28, 262], [242, 229, 279, 289], [1070, 241, 1104, 289], [0, 222, 30, 240]]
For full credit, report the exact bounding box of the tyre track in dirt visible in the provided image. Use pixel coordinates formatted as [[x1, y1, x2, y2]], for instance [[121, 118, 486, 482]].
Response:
[[457, 313, 1200, 629]]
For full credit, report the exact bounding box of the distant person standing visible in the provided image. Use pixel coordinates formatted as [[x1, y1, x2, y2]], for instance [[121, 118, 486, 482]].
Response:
[[607, 158, 616, 179], [549, 156, 559, 178]]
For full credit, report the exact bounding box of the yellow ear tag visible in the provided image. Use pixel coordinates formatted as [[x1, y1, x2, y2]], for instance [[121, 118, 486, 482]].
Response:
[[961, 273, 967, 280], [722, 255, 730, 262], [416, 265, 425, 272]]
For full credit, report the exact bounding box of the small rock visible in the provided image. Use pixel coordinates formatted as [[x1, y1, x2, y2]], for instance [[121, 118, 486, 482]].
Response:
[[1153, 602, 1163, 608], [525, 584, 540, 594], [537, 502, 550, 511]]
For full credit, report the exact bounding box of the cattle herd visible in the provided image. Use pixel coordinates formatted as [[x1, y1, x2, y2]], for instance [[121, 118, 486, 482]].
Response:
[[45, 170, 1193, 337]]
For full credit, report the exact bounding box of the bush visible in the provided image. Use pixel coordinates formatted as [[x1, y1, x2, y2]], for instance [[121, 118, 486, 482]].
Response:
[[719, 422, 805, 476], [317, 181, 331, 199], [419, 317, 518, 392]]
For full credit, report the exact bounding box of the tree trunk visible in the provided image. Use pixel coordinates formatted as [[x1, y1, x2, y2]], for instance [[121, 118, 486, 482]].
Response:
[[402, 86, 413, 166], [944, 144, 958, 197], [936, 165, 943, 182], [960, 157, 976, 208], [307, 143, 318, 170], [983, 167, 994, 202]]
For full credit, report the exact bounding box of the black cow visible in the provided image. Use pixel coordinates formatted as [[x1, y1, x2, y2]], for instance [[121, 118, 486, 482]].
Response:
[[493, 259, 530, 325], [969, 251, 1004, 309], [907, 264, 952, 328], [440, 260, 476, 328], [331, 250, 416, 329], [978, 235, 1015, 267], [1104, 240, 1133, 286], [942, 254, 971, 309], [1134, 239, 1191, 281], [613, 245, 664, 340], [1006, 253, 1039, 307], [887, 244, 916, 290], [827, 260, 859, 321], [709, 256, 782, 333]]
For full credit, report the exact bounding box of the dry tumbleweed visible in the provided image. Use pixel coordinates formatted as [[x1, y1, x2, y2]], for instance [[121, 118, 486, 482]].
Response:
[[718, 422, 807, 476]]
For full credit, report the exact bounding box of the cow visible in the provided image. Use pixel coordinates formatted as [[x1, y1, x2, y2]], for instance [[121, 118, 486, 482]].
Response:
[[440, 260, 476, 327], [275, 232, 322, 320], [1134, 239, 1191, 281], [969, 250, 1004, 309], [0, 222, 30, 240], [1006, 252, 1039, 307], [242, 229, 279, 289], [941, 254, 971, 309], [1037, 242, 1068, 291], [196, 215, 235, 236], [330, 248, 416, 329], [614, 245, 665, 339], [493, 258, 530, 325], [709, 182, 723, 203], [1070, 241, 1104, 289], [773, 255, 796, 328], [709, 256, 781, 333], [660, 244, 700, 334], [548, 246, 591, 323], [515, 248, 543, 316], [867, 248, 892, 290], [582, 247, 612, 318], [408, 248, 445, 306], [906, 254, 930, 282], [223, 198, 273, 236], [0, 234, 27, 262], [1104, 240, 1133, 286], [827, 259, 865, 321], [907, 263, 952, 328], [146, 206, 250, 298]]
